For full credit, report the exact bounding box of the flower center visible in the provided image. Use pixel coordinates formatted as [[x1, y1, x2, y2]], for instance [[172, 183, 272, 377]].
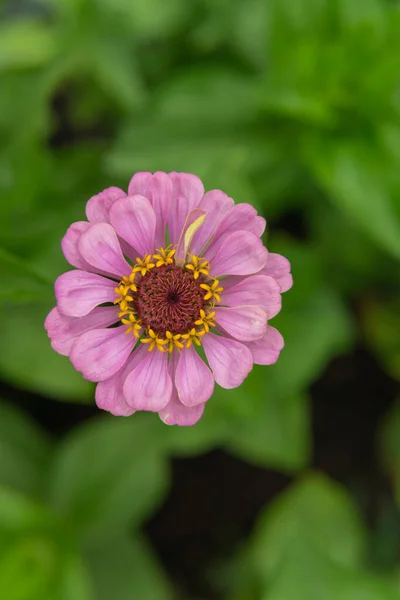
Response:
[[134, 265, 205, 336], [113, 246, 223, 352]]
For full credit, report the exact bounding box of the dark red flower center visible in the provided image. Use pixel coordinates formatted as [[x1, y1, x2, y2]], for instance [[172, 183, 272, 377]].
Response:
[[135, 265, 205, 336]]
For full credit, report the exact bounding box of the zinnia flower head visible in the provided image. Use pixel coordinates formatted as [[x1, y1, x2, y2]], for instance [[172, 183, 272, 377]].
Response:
[[45, 172, 292, 426]]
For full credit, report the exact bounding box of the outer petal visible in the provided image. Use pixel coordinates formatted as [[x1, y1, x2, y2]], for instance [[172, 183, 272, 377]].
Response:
[[55, 270, 116, 317], [221, 275, 282, 319], [61, 222, 91, 271], [208, 231, 267, 277], [202, 333, 253, 389], [245, 326, 284, 365], [78, 223, 131, 279], [159, 352, 205, 425], [95, 354, 138, 416], [44, 306, 118, 356], [123, 346, 172, 411], [262, 253, 293, 293], [70, 326, 135, 382], [190, 190, 234, 255], [175, 345, 214, 407], [215, 306, 267, 341], [128, 172, 153, 196], [206, 203, 266, 260], [109, 195, 156, 257], [167, 172, 204, 244], [128, 171, 172, 248], [216, 203, 266, 237], [85, 187, 126, 223], [159, 391, 205, 426]]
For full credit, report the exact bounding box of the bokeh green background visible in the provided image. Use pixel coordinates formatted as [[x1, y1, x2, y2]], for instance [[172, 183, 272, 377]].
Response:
[[0, 0, 400, 598]]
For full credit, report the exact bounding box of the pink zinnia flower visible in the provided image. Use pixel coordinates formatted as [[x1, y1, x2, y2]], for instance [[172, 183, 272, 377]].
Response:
[[45, 172, 292, 426]]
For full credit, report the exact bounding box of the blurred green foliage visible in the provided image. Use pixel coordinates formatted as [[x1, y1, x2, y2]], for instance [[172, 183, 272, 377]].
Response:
[[0, 0, 399, 597]]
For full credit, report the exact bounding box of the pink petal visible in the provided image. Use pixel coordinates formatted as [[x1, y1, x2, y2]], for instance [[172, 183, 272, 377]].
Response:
[[262, 253, 293, 293], [217, 203, 266, 237], [167, 172, 204, 244], [175, 345, 214, 407], [222, 275, 282, 319], [190, 190, 234, 255], [78, 223, 131, 279], [202, 333, 253, 389], [85, 187, 126, 223], [208, 231, 267, 277], [95, 354, 138, 416], [245, 325, 284, 365], [55, 270, 116, 317], [44, 306, 118, 356], [128, 171, 172, 248], [159, 391, 205, 426], [127, 172, 153, 197], [151, 172, 173, 248], [70, 326, 135, 382], [123, 346, 172, 411], [205, 203, 266, 260], [109, 195, 156, 257], [175, 208, 206, 264], [61, 222, 91, 271], [215, 305, 267, 341], [158, 352, 205, 425]]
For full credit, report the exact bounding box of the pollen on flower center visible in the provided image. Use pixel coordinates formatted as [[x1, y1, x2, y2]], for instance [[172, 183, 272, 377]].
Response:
[[135, 264, 206, 336]]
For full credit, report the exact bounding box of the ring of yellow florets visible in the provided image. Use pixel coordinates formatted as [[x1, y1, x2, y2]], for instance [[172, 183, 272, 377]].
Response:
[[114, 245, 223, 353]]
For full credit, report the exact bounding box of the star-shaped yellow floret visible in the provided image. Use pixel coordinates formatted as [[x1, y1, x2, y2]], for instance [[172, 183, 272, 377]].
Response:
[[121, 313, 142, 338], [132, 255, 155, 276], [140, 329, 168, 352], [114, 271, 137, 312], [165, 331, 184, 353], [194, 309, 216, 333], [153, 246, 176, 267], [200, 279, 223, 303], [185, 255, 210, 280], [181, 328, 206, 348]]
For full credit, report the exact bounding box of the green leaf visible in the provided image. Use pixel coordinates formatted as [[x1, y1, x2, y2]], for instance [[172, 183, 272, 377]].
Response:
[[96, 0, 190, 38], [264, 542, 399, 600], [0, 401, 52, 499], [0, 491, 90, 600], [251, 474, 366, 584], [337, 0, 385, 31], [0, 302, 93, 402], [84, 534, 173, 600], [155, 68, 256, 125], [220, 371, 310, 471], [268, 0, 333, 34], [0, 535, 58, 600], [0, 486, 52, 534], [306, 139, 400, 259], [0, 247, 50, 304], [58, 553, 94, 600], [47, 416, 170, 538], [271, 287, 354, 397], [309, 202, 397, 294], [90, 37, 145, 111], [230, 474, 390, 600], [106, 69, 261, 181], [0, 20, 58, 71]]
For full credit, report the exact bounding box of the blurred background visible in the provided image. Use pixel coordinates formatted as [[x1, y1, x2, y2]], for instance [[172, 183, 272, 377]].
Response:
[[0, 0, 400, 598]]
